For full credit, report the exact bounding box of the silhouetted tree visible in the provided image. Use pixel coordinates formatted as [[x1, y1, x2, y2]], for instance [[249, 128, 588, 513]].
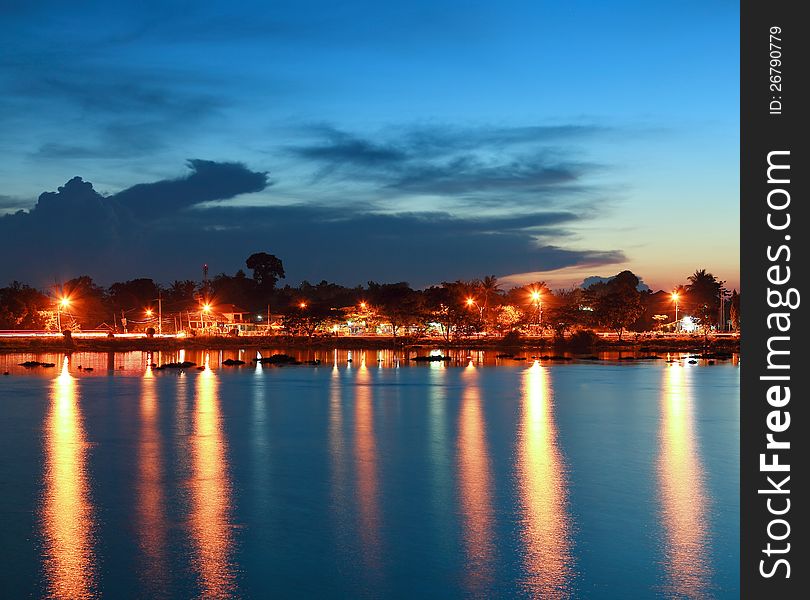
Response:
[[212, 270, 255, 309], [423, 282, 479, 341], [0, 282, 49, 329], [62, 276, 109, 329], [108, 278, 160, 313], [545, 288, 585, 340], [585, 270, 643, 340], [367, 282, 422, 339], [246, 252, 285, 295], [281, 302, 332, 338], [730, 289, 740, 331], [686, 269, 722, 335]]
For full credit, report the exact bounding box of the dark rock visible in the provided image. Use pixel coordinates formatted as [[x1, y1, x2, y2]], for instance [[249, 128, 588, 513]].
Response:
[[222, 359, 246, 366]]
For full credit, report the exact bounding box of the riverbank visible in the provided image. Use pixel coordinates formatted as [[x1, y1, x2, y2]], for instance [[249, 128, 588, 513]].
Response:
[[0, 334, 740, 354]]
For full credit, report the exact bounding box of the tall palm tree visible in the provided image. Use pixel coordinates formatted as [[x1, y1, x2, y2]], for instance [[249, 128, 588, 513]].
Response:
[[686, 269, 722, 335]]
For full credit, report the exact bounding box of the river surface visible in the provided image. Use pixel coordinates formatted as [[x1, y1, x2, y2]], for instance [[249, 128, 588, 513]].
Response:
[[0, 350, 739, 598]]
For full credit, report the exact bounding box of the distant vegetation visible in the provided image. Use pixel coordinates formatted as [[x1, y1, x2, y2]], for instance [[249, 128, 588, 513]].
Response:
[[0, 252, 739, 339]]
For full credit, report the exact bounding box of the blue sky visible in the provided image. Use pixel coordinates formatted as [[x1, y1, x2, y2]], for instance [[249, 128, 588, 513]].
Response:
[[0, 0, 739, 290]]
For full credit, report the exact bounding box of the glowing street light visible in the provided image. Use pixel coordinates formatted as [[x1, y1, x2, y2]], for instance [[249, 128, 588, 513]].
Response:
[[145, 308, 153, 318], [466, 297, 475, 307], [359, 301, 367, 310], [299, 302, 307, 309], [671, 292, 680, 332], [56, 296, 70, 331], [199, 302, 212, 333], [529, 290, 543, 328]]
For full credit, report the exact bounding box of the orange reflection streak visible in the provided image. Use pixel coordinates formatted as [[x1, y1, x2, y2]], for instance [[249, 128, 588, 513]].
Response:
[[41, 357, 97, 599], [190, 358, 236, 597], [354, 363, 381, 569], [457, 364, 495, 592], [330, 365, 346, 494], [518, 362, 574, 598], [658, 364, 711, 598], [136, 366, 168, 591]]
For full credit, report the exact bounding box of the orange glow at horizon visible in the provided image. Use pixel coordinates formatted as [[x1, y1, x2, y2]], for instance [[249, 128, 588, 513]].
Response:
[[458, 364, 495, 593], [190, 357, 236, 597], [658, 363, 711, 598], [517, 361, 574, 597], [41, 356, 97, 599]]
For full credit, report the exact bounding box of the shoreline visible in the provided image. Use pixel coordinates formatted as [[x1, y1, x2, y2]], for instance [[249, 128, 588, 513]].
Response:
[[0, 334, 740, 354]]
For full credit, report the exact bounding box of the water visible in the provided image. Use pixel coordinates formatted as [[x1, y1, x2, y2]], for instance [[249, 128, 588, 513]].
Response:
[[0, 350, 739, 598]]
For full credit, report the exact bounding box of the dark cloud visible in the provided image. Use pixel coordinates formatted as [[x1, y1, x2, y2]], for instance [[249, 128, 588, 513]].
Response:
[[0, 194, 32, 213], [0, 158, 625, 287], [3, 63, 226, 159], [289, 124, 605, 205], [0, 161, 270, 284], [294, 135, 407, 166], [113, 159, 270, 216]]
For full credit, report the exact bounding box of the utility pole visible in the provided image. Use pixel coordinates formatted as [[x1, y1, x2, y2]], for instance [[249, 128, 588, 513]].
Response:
[[158, 292, 163, 335]]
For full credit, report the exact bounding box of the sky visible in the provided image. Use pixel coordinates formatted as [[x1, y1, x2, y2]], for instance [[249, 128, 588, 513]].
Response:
[[0, 0, 740, 291]]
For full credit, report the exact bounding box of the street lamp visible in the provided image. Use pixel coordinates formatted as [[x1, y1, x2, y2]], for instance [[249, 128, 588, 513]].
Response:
[[200, 302, 211, 332], [530, 290, 542, 328], [145, 308, 153, 318], [299, 302, 307, 309], [671, 292, 680, 332], [359, 301, 367, 310], [57, 297, 70, 331]]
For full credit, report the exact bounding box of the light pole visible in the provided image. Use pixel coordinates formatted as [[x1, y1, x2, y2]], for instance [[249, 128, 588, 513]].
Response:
[[201, 302, 211, 333], [57, 297, 70, 331], [671, 292, 680, 333], [530, 290, 542, 332]]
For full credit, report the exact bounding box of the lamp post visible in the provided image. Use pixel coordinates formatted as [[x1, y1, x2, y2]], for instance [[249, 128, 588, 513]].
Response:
[[201, 302, 211, 333], [671, 292, 680, 333], [57, 297, 70, 331], [530, 290, 542, 332]]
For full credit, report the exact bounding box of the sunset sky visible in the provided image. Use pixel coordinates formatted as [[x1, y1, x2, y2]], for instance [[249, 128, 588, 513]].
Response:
[[0, 0, 739, 291]]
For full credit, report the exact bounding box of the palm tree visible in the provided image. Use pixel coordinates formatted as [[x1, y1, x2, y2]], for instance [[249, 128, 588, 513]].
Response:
[[476, 275, 502, 329], [686, 269, 722, 337]]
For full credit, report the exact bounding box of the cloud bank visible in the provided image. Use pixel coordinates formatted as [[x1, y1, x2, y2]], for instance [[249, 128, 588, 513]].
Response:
[[0, 149, 625, 287]]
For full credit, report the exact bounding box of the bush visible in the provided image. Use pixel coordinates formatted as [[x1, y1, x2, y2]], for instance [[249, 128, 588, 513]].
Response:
[[501, 330, 523, 347], [146, 327, 156, 338], [62, 329, 74, 347], [569, 329, 599, 349]]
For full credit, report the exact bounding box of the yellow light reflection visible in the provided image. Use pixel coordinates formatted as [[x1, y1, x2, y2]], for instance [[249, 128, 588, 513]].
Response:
[[41, 357, 97, 599], [354, 362, 381, 570], [137, 365, 168, 591], [658, 363, 711, 598], [458, 364, 494, 592], [517, 361, 574, 597], [191, 358, 236, 597]]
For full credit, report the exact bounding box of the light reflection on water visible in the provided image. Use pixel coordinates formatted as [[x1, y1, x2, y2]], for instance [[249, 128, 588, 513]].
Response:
[[658, 363, 712, 598], [136, 365, 169, 594], [457, 363, 495, 593], [354, 359, 382, 576], [41, 357, 97, 599], [11, 355, 738, 598], [190, 355, 236, 597], [517, 361, 575, 598]]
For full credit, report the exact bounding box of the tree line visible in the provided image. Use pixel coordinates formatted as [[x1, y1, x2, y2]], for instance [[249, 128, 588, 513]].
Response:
[[0, 251, 739, 338]]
